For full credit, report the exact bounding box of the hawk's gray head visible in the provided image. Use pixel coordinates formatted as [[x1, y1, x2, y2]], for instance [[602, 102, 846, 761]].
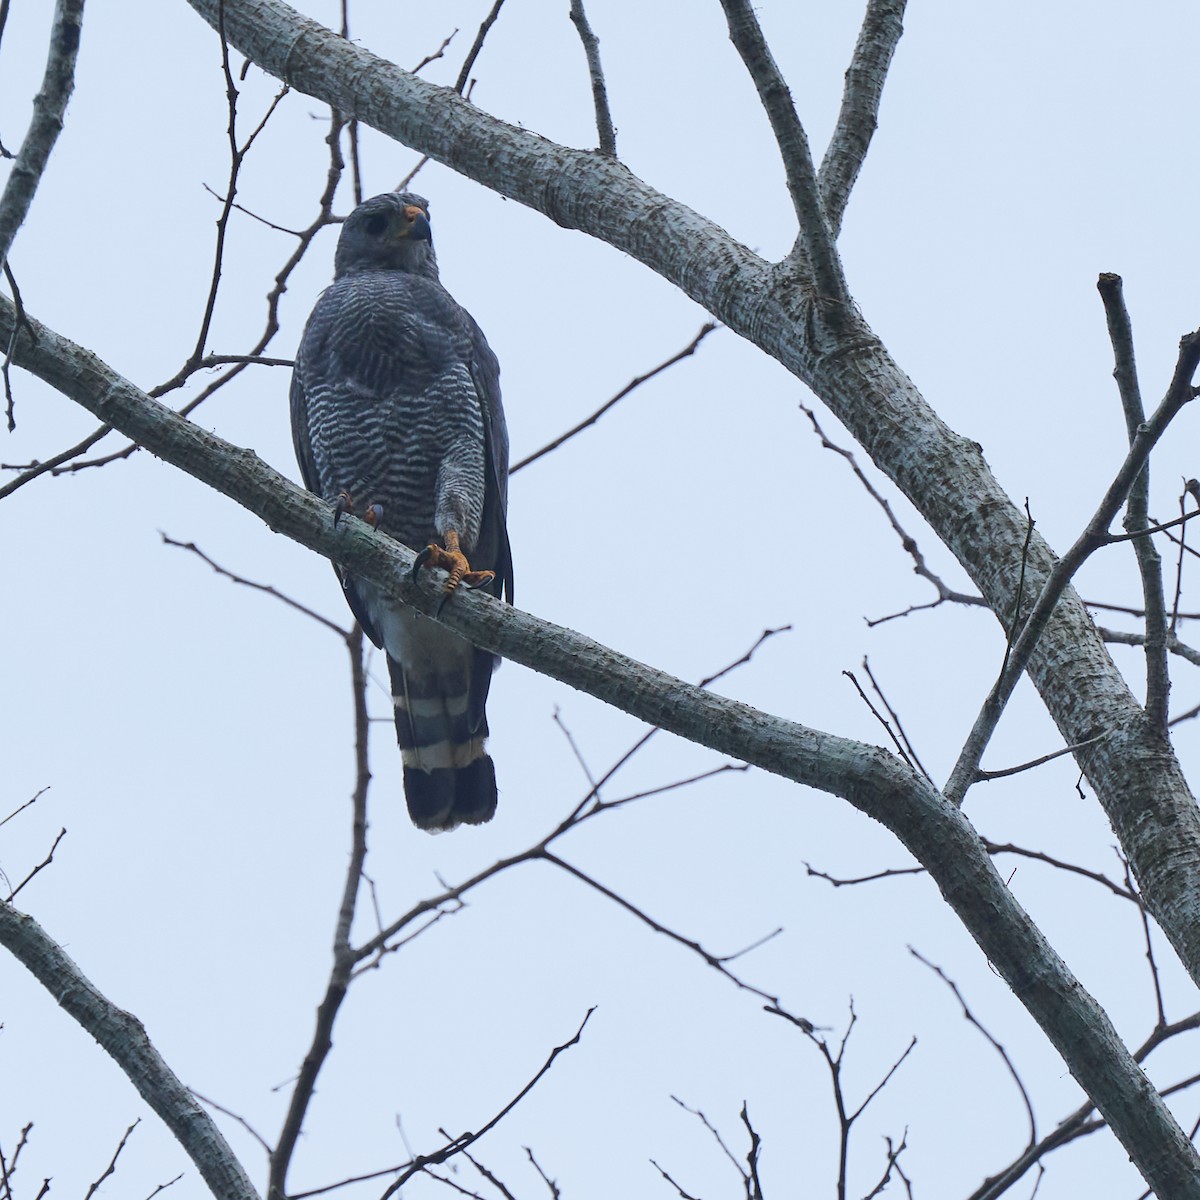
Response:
[[334, 192, 437, 280]]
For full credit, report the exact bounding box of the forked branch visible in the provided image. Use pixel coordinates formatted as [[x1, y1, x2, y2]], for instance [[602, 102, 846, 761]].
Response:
[[719, 0, 848, 301]]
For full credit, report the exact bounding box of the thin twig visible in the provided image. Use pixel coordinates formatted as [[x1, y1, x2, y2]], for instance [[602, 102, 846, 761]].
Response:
[[544, 851, 811, 1027], [83, 1121, 140, 1200], [669, 1097, 746, 1183], [1125, 855, 1167, 1029], [5, 828, 66, 902], [1100, 627, 1200, 670], [910, 948, 1036, 1147], [512, 323, 716, 472], [191, 1091, 272, 1156], [861, 656, 932, 782], [523, 1148, 561, 1199], [796, 401, 985, 620], [412, 29, 457, 75], [974, 729, 1114, 783], [775, 1000, 913, 1200], [999, 499, 1035, 684], [0, 787, 49, 829], [1170, 489, 1189, 634], [454, 0, 506, 95], [842, 669, 918, 775], [378, 1011, 596, 1199], [161, 533, 348, 636]]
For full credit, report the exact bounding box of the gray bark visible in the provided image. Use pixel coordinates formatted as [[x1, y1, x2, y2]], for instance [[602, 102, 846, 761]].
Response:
[[0, 901, 260, 1200]]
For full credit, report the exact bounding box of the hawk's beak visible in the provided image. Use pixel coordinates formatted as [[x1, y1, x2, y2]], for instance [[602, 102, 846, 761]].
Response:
[[403, 205, 431, 242]]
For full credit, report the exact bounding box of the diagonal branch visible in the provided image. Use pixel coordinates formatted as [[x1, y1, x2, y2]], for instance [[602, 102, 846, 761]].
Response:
[[0, 902, 258, 1200], [511, 322, 716, 473], [718, 0, 848, 300], [454, 0, 506, 95], [4, 294, 1200, 1198], [818, 0, 906, 237], [944, 326, 1200, 804], [0, 0, 84, 271]]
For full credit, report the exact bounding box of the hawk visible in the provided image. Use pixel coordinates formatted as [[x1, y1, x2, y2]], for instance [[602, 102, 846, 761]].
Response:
[[290, 192, 513, 832]]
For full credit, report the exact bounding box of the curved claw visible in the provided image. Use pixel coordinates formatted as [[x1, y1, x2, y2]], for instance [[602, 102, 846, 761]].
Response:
[[333, 491, 353, 528], [364, 503, 384, 528], [411, 546, 433, 584]]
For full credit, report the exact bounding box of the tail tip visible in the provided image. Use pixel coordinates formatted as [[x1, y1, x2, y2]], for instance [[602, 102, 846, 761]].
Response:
[[404, 756, 498, 832]]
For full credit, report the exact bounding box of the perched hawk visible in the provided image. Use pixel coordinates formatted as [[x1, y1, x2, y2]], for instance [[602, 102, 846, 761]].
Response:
[[290, 192, 513, 832]]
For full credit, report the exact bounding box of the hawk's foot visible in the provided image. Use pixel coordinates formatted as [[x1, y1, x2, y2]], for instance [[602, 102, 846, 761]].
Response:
[[412, 530, 494, 596]]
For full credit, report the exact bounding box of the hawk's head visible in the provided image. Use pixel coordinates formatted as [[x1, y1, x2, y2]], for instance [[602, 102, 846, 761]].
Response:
[[334, 192, 437, 279]]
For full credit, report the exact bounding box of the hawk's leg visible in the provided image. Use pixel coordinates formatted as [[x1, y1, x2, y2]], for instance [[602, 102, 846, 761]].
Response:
[[333, 492, 383, 529], [412, 529, 495, 595]]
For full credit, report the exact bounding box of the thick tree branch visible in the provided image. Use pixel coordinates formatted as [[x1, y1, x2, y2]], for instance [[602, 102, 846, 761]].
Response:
[[818, 0, 906, 238], [4, 295, 1200, 1198], [0, 902, 258, 1200], [176, 3, 1200, 1002]]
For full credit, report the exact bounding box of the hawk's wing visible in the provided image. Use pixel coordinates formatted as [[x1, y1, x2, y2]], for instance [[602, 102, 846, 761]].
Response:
[[290, 313, 388, 650], [465, 311, 514, 607]]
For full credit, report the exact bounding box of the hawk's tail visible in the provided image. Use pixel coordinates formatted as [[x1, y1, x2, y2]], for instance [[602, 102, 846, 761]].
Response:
[[387, 654, 498, 832]]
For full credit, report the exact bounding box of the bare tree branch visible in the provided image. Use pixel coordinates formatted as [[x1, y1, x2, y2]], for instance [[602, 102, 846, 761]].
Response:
[[0, 0, 84, 271], [83, 1120, 139, 1200], [944, 327, 1200, 804], [1102, 626, 1200, 670], [511, 322, 716, 473], [910, 949, 1036, 1148], [974, 729, 1114, 783], [4, 827, 65, 902], [378, 1011, 595, 1199], [0, 902, 258, 1200], [796, 400, 985, 621], [171, 16, 1200, 985], [454, 0, 506, 95], [719, 0, 848, 302], [4, 290, 1200, 1195], [1099, 274, 1169, 731], [818, 0, 906, 237], [269, 627, 370, 1200], [568, 0, 616, 155], [170, 14, 1200, 1008]]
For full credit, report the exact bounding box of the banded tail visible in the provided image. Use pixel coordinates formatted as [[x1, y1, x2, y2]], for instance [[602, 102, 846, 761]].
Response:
[[387, 652, 498, 832]]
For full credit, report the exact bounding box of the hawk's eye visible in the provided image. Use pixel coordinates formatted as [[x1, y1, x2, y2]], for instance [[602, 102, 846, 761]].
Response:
[[363, 213, 389, 237]]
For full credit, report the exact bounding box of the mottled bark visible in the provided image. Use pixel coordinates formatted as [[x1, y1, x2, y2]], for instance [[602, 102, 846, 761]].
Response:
[[0, 901, 260, 1200]]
